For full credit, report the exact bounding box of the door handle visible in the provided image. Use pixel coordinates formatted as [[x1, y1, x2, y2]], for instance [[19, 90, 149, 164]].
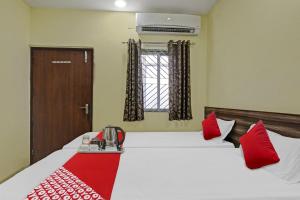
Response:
[[80, 104, 89, 115]]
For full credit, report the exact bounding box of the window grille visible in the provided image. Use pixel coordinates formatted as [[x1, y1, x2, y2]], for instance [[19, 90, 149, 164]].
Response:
[[142, 49, 169, 112]]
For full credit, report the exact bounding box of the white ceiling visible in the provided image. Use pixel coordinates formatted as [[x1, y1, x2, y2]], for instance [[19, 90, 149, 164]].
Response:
[[24, 0, 218, 15]]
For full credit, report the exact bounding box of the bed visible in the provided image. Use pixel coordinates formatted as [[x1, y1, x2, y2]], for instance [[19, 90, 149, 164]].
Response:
[[1, 148, 300, 200], [63, 131, 235, 149], [1, 107, 300, 200]]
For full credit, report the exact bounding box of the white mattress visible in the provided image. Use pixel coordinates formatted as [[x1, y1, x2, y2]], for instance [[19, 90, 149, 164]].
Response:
[[63, 131, 235, 149], [1, 148, 300, 200]]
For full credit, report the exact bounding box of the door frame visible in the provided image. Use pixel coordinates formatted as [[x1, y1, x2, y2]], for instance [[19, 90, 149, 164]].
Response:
[[30, 47, 94, 164]]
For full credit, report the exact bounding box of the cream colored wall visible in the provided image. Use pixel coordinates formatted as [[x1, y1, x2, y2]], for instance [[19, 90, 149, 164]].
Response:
[[31, 9, 208, 132], [0, 0, 31, 182], [2, 0, 299, 184], [207, 0, 300, 114]]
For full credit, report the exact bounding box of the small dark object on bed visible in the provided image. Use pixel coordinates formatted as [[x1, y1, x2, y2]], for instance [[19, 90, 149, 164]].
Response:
[[90, 137, 100, 145], [101, 139, 106, 150], [90, 137, 107, 150]]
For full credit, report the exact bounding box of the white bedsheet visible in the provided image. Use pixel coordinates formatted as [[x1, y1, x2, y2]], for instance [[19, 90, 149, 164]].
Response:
[[63, 131, 235, 149], [1, 148, 300, 200], [0, 150, 76, 200], [112, 148, 300, 200]]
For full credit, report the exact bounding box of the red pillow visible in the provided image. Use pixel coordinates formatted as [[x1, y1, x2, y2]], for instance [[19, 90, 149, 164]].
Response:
[[240, 121, 280, 169], [202, 112, 221, 140]]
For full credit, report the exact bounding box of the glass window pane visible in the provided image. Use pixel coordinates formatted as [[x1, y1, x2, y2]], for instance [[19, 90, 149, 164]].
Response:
[[160, 56, 168, 66], [159, 55, 169, 110], [142, 50, 169, 111], [142, 55, 157, 66], [160, 83, 169, 109], [142, 55, 158, 110]]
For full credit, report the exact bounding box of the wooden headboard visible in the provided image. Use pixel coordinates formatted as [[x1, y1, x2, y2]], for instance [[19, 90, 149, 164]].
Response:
[[205, 107, 300, 147]]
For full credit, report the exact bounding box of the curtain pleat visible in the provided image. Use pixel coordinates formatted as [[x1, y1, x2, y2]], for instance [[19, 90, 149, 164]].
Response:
[[123, 39, 144, 121], [168, 40, 192, 121]]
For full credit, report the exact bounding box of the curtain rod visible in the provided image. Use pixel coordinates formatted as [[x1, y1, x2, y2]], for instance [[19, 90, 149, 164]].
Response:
[[121, 41, 195, 45]]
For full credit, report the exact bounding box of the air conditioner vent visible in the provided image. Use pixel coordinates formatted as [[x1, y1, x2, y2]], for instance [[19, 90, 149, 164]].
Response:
[[141, 26, 195, 33], [136, 13, 201, 36]]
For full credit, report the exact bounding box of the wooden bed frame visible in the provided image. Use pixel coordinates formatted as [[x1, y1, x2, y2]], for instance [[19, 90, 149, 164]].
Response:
[[205, 107, 300, 147]]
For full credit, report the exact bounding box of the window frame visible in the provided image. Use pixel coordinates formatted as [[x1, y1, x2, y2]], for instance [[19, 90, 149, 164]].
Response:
[[142, 49, 169, 112]]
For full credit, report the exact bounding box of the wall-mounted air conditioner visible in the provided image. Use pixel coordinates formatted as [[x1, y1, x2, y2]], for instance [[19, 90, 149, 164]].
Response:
[[136, 13, 201, 36]]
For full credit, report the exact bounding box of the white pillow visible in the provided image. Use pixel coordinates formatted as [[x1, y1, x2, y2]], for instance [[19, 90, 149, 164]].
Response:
[[216, 118, 235, 141], [263, 129, 300, 183]]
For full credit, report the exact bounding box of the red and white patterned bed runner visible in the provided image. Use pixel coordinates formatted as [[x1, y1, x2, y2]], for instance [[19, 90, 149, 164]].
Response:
[[26, 167, 103, 200], [26, 132, 122, 200]]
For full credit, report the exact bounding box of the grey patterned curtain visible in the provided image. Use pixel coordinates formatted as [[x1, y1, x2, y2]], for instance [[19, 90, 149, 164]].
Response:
[[168, 40, 192, 121], [123, 39, 144, 121]]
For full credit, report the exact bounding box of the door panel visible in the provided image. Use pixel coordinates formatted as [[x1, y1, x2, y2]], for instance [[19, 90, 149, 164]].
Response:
[[31, 48, 93, 164]]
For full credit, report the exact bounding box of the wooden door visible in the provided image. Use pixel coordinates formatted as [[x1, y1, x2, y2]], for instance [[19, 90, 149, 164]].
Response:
[[31, 48, 93, 164]]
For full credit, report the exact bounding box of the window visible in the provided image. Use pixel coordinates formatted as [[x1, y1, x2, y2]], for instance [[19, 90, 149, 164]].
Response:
[[142, 49, 169, 112]]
